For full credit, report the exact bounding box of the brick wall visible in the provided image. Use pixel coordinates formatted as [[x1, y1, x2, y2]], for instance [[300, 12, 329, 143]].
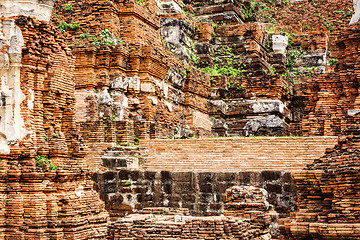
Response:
[[140, 136, 338, 172], [94, 170, 297, 219], [279, 117, 360, 239], [0, 15, 109, 239], [107, 206, 271, 240]]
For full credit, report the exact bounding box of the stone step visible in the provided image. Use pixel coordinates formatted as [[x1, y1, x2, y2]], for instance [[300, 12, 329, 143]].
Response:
[[100, 145, 140, 170], [103, 151, 126, 157], [102, 156, 139, 169]]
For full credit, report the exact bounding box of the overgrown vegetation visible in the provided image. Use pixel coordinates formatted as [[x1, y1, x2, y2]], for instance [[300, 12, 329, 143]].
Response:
[[134, 0, 145, 6], [329, 58, 338, 65], [200, 61, 246, 78], [62, 3, 74, 11], [239, 1, 258, 20], [36, 155, 57, 170], [58, 21, 80, 32], [134, 136, 140, 145], [286, 49, 303, 70], [79, 29, 123, 46]]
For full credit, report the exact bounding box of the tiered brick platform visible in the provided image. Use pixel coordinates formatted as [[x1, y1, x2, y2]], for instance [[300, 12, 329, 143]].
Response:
[[94, 169, 297, 219], [279, 116, 360, 239], [107, 186, 276, 239], [140, 136, 338, 172]]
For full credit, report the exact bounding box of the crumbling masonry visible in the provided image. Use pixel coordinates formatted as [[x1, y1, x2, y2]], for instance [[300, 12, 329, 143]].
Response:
[[1, 0, 360, 239]]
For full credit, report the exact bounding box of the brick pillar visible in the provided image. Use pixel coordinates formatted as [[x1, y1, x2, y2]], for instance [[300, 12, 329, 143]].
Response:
[[116, 120, 134, 145], [134, 120, 151, 141]]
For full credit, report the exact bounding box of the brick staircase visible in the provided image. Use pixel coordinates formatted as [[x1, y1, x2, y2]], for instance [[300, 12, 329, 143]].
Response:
[[101, 146, 140, 170], [140, 136, 338, 172]]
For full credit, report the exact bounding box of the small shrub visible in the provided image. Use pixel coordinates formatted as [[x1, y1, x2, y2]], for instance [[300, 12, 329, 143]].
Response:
[[134, 0, 145, 6], [134, 137, 140, 145], [36, 155, 49, 167], [100, 29, 113, 45], [240, 1, 257, 20], [181, 70, 187, 78], [329, 58, 338, 65], [36, 155, 57, 170], [62, 3, 74, 11], [58, 21, 80, 32], [49, 163, 57, 170]]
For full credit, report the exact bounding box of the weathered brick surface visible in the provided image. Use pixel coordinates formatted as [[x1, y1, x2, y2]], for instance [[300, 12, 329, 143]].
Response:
[[3, 0, 360, 239], [277, 23, 360, 237], [95, 169, 297, 219], [224, 186, 274, 238], [51, 0, 221, 160], [107, 211, 241, 240], [49, 0, 298, 157], [290, 23, 360, 137], [140, 136, 338, 172], [279, 116, 360, 240], [253, 0, 352, 60], [106, 186, 278, 239], [0, 15, 109, 239]]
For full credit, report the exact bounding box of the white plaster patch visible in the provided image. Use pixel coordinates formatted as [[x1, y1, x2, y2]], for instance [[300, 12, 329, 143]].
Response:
[[153, 77, 169, 98], [0, 0, 55, 22], [0, 19, 28, 152], [42, 180, 50, 187], [111, 77, 129, 91], [163, 100, 172, 112], [123, 95, 128, 108], [0, 133, 9, 154], [141, 82, 155, 93], [112, 93, 129, 121], [156, 0, 182, 13], [272, 34, 288, 55], [150, 96, 158, 105], [348, 109, 360, 116], [75, 185, 84, 198], [98, 88, 112, 105], [28, 88, 34, 110], [127, 77, 140, 92], [351, 0, 360, 25], [163, 83, 169, 98]]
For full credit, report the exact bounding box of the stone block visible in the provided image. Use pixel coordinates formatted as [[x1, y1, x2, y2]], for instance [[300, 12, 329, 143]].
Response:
[[261, 171, 282, 181], [130, 170, 140, 181], [171, 172, 193, 182], [214, 182, 227, 193], [118, 170, 130, 180], [272, 34, 288, 55], [174, 182, 194, 194], [101, 171, 118, 182], [161, 171, 171, 182], [163, 183, 172, 194], [266, 183, 282, 194], [251, 100, 285, 114], [200, 183, 213, 193], [144, 171, 157, 180], [104, 182, 117, 194], [216, 172, 237, 182], [164, 67, 185, 89]]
